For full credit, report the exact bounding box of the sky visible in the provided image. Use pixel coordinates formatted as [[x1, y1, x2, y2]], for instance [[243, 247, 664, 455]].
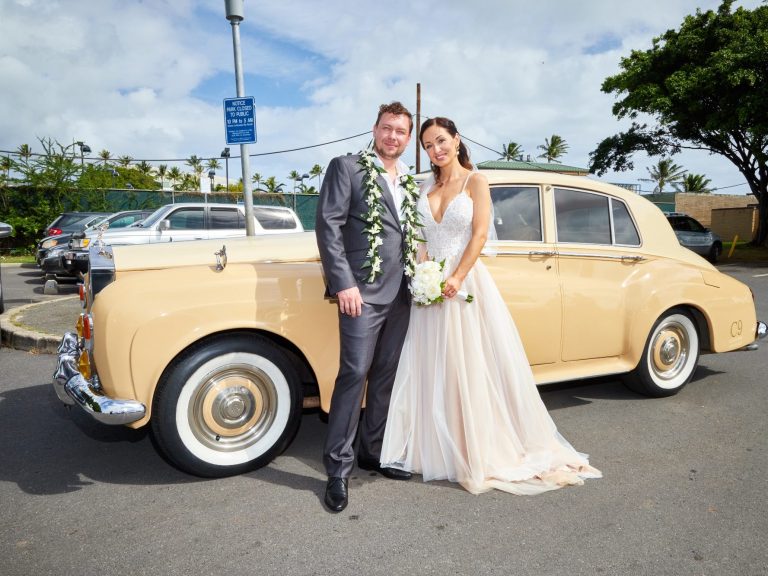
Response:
[[0, 0, 761, 195]]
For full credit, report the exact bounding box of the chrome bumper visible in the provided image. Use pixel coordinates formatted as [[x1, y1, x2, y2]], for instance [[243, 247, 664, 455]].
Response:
[[742, 320, 767, 351], [53, 332, 146, 425]]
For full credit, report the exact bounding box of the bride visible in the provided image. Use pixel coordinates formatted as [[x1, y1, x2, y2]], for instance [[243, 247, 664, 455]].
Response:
[[380, 117, 602, 495]]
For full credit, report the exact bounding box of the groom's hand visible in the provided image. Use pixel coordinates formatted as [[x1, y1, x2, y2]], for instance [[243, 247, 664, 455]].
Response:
[[337, 286, 363, 317]]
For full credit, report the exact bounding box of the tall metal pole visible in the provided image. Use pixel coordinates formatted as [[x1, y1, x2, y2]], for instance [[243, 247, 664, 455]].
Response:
[[225, 0, 255, 236], [415, 83, 421, 174]]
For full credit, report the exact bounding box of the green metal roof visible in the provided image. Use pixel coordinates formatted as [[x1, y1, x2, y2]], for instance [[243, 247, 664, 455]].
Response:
[[476, 160, 589, 175]]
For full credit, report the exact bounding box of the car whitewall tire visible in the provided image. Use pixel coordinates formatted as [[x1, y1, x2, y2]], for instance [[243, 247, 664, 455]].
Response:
[[152, 335, 302, 477], [624, 310, 700, 398]]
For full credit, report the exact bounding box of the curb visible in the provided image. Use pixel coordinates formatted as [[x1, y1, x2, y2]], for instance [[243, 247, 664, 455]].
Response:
[[0, 298, 74, 354]]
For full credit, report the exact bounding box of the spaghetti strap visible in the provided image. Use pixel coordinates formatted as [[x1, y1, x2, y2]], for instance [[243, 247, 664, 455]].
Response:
[[461, 172, 473, 193]]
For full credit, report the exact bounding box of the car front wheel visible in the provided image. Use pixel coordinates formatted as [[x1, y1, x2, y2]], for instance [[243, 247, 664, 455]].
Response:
[[624, 309, 700, 397], [708, 242, 722, 264], [152, 334, 303, 478]]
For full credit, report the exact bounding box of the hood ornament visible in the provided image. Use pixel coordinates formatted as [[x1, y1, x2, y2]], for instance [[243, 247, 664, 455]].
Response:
[[214, 245, 227, 271]]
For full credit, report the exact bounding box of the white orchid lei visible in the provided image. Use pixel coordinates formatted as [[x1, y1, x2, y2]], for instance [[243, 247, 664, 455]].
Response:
[[357, 149, 422, 283]]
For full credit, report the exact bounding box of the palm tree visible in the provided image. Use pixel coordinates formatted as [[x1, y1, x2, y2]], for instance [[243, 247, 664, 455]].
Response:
[[309, 164, 324, 189], [205, 158, 221, 171], [537, 134, 569, 163], [252, 172, 263, 193], [135, 160, 153, 175], [185, 155, 203, 189], [168, 166, 182, 202], [500, 142, 523, 161], [155, 164, 168, 190], [674, 173, 712, 193], [16, 144, 32, 166], [117, 155, 133, 168], [98, 149, 112, 166], [262, 176, 285, 194], [0, 155, 12, 182], [643, 158, 686, 193], [288, 170, 301, 192]]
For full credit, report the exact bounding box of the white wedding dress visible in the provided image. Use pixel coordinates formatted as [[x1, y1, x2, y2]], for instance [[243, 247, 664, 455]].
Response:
[[381, 176, 602, 495]]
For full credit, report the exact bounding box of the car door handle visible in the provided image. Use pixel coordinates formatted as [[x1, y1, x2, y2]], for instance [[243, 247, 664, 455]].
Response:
[[529, 250, 556, 257]]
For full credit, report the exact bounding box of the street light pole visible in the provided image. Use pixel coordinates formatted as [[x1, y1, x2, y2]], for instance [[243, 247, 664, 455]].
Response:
[[220, 147, 230, 191], [225, 0, 255, 236], [296, 173, 309, 214], [208, 169, 215, 203], [76, 141, 91, 168]]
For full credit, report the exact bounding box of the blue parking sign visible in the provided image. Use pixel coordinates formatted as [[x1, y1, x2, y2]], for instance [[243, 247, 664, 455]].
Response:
[[223, 96, 257, 145]]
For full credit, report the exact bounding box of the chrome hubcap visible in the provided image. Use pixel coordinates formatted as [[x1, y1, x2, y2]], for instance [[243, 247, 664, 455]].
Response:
[[651, 324, 689, 381], [190, 365, 277, 451]]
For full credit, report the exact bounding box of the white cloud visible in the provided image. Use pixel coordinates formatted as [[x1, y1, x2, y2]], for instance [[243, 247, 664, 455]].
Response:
[[0, 0, 760, 194]]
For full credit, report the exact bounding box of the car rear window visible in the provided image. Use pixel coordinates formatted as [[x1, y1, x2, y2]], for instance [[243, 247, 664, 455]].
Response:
[[209, 207, 245, 229], [254, 207, 297, 230]]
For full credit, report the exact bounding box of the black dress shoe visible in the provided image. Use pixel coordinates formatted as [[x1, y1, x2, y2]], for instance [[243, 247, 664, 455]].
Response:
[[357, 457, 412, 480], [324, 477, 348, 513]]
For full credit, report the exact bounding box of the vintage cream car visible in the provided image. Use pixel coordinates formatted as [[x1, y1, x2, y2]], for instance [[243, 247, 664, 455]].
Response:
[[53, 170, 766, 478]]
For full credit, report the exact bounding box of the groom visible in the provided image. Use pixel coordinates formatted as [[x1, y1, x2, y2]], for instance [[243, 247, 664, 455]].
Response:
[[315, 101, 414, 513]]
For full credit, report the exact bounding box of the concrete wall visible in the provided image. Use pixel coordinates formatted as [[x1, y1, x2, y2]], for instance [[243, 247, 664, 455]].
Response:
[[711, 206, 758, 243]]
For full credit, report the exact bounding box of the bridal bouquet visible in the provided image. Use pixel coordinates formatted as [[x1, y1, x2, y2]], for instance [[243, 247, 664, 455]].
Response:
[[411, 260, 474, 306]]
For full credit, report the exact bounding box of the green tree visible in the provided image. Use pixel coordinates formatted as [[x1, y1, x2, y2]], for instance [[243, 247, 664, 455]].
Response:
[[185, 155, 203, 189], [589, 1, 768, 245], [262, 176, 285, 194], [309, 163, 324, 189], [251, 172, 263, 193], [98, 149, 112, 166], [117, 155, 133, 168], [641, 158, 686, 193], [675, 173, 712, 193], [500, 142, 524, 161], [0, 155, 11, 182], [135, 160, 153, 175], [155, 164, 168, 190], [288, 170, 301, 192], [537, 134, 569, 163]]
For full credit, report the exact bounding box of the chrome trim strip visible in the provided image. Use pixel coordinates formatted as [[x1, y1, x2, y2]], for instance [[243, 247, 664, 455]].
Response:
[[52, 332, 146, 425], [557, 252, 646, 262], [757, 321, 767, 340]]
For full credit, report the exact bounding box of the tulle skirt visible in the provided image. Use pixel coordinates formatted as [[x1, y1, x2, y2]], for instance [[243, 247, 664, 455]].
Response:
[[381, 258, 601, 495]]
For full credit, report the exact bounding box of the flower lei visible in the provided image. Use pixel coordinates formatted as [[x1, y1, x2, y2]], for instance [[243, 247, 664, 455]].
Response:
[[357, 149, 422, 283]]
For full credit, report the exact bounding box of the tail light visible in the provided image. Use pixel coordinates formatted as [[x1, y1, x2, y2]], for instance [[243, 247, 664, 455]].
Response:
[[48, 227, 63, 236], [83, 315, 92, 340]]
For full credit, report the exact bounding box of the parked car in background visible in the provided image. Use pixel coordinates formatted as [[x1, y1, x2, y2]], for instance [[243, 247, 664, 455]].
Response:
[[42, 210, 154, 280], [0, 221, 12, 314], [36, 212, 111, 265], [53, 170, 766, 478], [62, 203, 303, 276], [665, 212, 723, 263]]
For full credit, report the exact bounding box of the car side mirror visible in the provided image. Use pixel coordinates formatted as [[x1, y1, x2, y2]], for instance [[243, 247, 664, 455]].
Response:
[[159, 219, 170, 231]]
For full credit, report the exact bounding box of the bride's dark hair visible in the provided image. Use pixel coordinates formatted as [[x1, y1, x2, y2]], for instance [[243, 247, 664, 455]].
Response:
[[419, 117, 473, 183]]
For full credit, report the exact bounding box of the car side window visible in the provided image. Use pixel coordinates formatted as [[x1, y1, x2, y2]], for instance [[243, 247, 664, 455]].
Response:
[[209, 208, 245, 230], [167, 207, 205, 230], [555, 188, 612, 244], [254, 207, 297, 230], [611, 199, 640, 246], [490, 186, 542, 241]]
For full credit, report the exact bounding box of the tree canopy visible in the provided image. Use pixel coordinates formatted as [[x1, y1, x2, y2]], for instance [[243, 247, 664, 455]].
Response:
[[589, 0, 768, 244]]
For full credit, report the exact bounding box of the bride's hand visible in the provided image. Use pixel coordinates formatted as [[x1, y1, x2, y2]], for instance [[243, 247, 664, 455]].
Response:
[[443, 276, 462, 299]]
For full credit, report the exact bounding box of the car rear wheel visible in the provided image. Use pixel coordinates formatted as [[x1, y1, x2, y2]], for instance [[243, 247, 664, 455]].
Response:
[[151, 334, 303, 478], [624, 309, 700, 397], [708, 242, 722, 264]]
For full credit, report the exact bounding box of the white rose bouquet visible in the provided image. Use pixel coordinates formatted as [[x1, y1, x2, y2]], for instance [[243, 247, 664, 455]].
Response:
[[410, 260, 474, 306]]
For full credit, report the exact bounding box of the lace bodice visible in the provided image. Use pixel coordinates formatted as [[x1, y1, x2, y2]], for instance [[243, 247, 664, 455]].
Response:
[[419, 187, 474, 262]]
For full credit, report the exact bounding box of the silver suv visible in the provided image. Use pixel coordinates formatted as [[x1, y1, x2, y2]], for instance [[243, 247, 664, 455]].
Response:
[[64, 203, 303, 273]]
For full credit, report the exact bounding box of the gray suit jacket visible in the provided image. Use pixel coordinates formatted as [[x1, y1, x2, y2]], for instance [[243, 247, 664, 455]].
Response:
[[315, 153, 406, 305]]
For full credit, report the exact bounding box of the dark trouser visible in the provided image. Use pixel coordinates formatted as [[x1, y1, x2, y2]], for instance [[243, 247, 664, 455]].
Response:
[[323, 284, 410, 478]]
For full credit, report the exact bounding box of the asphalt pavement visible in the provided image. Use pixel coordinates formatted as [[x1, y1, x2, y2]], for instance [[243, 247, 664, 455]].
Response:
[[0, 263, 81, 353]]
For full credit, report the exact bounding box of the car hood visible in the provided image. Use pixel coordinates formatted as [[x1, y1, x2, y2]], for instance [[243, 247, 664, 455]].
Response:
[[111, 232, 320, 272]]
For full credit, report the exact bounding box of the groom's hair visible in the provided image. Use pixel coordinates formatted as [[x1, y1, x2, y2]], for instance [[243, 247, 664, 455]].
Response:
[[375, 101, 413, 134]]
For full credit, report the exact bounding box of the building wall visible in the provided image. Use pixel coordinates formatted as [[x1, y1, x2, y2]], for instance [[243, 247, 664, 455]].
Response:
[[675, 193, 755, 226], [711, 206, 758, 242]]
